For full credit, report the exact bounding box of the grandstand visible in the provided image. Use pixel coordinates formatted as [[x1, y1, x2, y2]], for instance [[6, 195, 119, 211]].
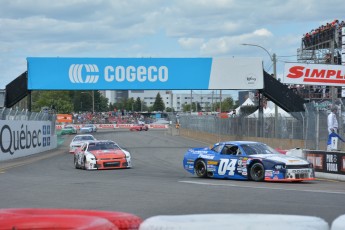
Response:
[[296, 19, 345, 102]]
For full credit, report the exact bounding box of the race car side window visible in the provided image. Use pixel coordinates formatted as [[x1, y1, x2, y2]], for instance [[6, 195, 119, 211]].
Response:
[[211, 144, 223, 153], [225, 145, 240, 155], [221, 146, 229, 155]]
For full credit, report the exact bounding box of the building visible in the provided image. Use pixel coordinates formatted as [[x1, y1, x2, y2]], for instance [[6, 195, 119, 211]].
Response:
[[105, 90, 238, 112]]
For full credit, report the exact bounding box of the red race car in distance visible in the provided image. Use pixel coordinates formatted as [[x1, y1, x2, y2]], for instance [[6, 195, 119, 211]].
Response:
[[130, 124, 149, 131]]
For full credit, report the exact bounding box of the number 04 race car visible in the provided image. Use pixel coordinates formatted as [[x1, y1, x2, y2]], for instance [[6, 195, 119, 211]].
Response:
[[74, 140, 132, 170], [183, 141, 315, 182]]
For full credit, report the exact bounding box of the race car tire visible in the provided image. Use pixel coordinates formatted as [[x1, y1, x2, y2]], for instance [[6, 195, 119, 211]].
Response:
[[194, 159, 207, 178], [83, 156, 86, 170], [74, 156, 79, 169], [0, 208, 142, 230], [250, 162, 265, 182]]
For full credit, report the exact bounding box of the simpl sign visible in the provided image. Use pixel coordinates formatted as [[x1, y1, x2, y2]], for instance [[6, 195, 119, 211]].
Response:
[[27, 57, 263, 90], [283, 62, 345, 86]]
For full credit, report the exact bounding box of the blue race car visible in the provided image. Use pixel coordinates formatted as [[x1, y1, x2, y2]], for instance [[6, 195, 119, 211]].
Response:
[[183, 141, 315, 182]]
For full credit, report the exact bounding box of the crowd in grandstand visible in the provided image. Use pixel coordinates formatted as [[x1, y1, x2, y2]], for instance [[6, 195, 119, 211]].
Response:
[[70, 111, 157, 125], [303, 19, 345, 48], [288, 85, 343, 99]]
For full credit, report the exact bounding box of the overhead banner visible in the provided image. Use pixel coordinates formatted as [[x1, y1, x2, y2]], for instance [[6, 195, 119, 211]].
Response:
[[283, 62, 345, 86], [27, 57, 263, 90]]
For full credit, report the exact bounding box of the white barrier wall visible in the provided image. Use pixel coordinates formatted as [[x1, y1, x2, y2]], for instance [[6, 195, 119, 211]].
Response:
[[0, 120, 57, 161], [139, 214, 329, 230]]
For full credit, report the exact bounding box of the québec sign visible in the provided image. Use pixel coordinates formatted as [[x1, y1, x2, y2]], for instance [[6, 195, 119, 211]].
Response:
[[283, 63, 345, 86]]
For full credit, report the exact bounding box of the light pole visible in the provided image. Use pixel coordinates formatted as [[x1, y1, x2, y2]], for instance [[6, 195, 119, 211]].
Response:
[[242, 43, 278, 137], [81, 90, 95, 113]]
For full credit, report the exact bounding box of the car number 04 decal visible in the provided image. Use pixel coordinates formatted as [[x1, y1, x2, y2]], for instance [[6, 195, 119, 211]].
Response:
[[218, 159, 237, 176]]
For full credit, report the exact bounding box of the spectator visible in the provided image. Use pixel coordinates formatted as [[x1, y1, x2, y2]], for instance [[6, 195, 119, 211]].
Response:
[[327, 106, 338, 134]]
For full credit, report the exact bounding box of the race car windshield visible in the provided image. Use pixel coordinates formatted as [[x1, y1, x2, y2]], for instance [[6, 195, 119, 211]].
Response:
[[88, 143, 120, 151], [241, 143, 280, 155]]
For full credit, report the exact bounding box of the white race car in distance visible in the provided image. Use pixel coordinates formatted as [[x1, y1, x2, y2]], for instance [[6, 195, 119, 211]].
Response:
[[69, 134, 96, 153]]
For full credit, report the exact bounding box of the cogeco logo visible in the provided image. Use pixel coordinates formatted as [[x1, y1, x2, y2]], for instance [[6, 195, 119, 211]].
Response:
[[68, 64, 168, 83], [69, 64, 99, 83], [104, 65, 168, 83]]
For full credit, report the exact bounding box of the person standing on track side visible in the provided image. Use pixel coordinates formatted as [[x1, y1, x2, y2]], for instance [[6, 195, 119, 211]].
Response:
[[328, 106, 339, 134]]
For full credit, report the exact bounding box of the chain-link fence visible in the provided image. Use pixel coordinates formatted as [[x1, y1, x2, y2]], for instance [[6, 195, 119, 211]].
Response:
[[0, 107, 57, 134], [176, 102, 341, 151]]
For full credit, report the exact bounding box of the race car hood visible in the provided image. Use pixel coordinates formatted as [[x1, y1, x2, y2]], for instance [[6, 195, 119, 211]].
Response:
[[71, 141, 85, 146], [251, 154, 308, 165], [90, 150, 126, 159]]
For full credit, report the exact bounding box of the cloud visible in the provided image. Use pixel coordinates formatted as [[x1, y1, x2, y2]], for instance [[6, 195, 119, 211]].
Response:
[[199, 28, 273, 56], [1, 0, 345, 88], [178, 38, 204, 50]]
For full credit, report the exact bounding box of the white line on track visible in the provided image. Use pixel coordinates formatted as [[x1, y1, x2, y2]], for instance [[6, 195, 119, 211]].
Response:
[[179, 180, 345, 195]]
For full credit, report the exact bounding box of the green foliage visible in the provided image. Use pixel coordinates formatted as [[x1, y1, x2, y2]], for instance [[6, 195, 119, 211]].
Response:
[[165, 107, 174, 112], [182, 104, 191, 112], [126, 97, 135, 112], [134, 97, 142, 111], [240, 105, 258, 116], [32, 90, 110, 114], [71, 90, 109, 112], [152, 93, 165, 111], [32, 91, 74, 113], [222, 97, 235, 112]]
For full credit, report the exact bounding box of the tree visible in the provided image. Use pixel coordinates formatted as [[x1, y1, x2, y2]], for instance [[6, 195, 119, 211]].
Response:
[[152, 93, 165, 111], [134, 97, 142, 112], [211, 96, 235, 112], [182, 104, 191, 113], [126, 97, 135, 112], [165, 107, 174, 112], [97, 92, 109, 112], [222, 97, 235, 112], [32, 91, 73, 114]]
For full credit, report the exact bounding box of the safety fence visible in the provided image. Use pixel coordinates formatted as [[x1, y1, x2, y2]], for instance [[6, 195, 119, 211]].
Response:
[[176, 102, 342, 151], [0, 107, 56, 122]]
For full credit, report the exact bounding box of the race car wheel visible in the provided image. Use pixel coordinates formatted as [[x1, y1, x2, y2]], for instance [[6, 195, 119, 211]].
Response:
[[194, 159, 207, 178], [74, 156, 78, 169], [82, 156, 86, 170], [250, 162, 265, 182]]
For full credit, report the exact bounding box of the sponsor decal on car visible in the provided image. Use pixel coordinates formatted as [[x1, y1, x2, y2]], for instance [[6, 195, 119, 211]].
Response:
[[199, 154, 215, 160], [207, 160, 219, 165]]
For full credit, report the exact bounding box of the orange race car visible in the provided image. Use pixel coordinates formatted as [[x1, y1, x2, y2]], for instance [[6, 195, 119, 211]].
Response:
[[74, 140, 132, 170]]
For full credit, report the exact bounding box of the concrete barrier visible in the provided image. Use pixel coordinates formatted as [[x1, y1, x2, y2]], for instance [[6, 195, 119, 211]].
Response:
[[331, 214, 345, 230], [139, 214, 329, 230]]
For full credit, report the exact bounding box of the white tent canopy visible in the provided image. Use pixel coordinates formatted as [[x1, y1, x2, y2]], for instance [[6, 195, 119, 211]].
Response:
[[248, 107, 273, 118], [229, 98, 255, 116], [248, 106, 293, 118]]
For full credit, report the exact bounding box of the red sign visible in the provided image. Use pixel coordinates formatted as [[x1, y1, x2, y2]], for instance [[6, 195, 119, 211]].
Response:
[[284, 63, 345, 86]]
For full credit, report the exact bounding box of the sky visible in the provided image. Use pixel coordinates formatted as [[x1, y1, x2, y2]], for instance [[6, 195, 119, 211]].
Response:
[[0, 0, 344, 99]]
